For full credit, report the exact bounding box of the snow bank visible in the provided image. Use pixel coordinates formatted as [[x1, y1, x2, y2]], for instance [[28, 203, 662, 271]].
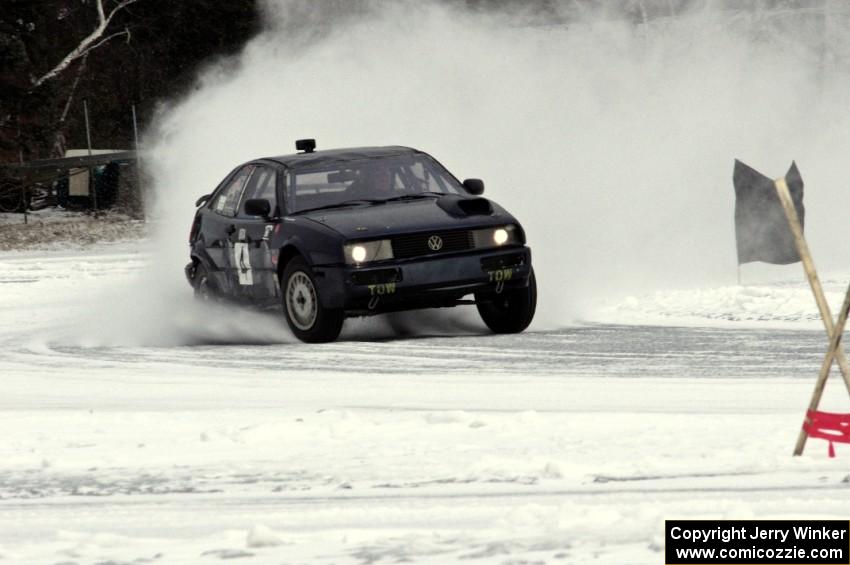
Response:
[[0, 209, 146, 251], [591, 272, 850, 329], [246, 524, 287, 548]]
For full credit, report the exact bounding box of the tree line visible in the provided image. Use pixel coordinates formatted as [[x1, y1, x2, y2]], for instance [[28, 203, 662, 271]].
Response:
[[1, 0, 841, 165], [0, 0, 258, 163]]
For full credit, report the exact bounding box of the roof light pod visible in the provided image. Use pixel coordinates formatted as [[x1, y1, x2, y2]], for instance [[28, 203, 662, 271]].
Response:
[[296, 139, 316, 153]]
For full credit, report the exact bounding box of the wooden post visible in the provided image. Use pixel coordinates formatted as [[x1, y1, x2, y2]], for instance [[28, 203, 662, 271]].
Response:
[[775, 177, 850, 455], [793, 282, 850, 455], [774, 178, 850, 389]]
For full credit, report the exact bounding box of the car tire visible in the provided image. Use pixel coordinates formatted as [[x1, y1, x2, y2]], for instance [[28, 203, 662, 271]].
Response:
[[192, 261, 219, 302], [281, 257, 344, 343], [475, 267, 537, 334], [0, 181, 26, 213]]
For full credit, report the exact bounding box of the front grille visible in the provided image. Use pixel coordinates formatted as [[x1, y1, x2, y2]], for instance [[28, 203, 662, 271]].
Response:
[[391, 229, 474, 259]]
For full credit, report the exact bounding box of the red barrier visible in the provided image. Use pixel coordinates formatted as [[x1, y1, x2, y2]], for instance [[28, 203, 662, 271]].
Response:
[[803, 410, 850, 457]]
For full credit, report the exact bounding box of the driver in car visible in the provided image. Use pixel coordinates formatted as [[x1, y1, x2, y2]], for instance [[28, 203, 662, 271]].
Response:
[[348, 166, 395, 199]]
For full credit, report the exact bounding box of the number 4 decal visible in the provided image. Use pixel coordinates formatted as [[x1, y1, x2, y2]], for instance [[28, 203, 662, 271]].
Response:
[[234, 228, 253, 286]]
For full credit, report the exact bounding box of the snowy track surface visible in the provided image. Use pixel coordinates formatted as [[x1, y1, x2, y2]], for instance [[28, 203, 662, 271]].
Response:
[[1, 246, 849, 564]]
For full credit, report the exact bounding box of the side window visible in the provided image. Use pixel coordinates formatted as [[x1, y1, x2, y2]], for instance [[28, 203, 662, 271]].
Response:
[[211, 166, 253, 217], [238, 166, 278, 218]]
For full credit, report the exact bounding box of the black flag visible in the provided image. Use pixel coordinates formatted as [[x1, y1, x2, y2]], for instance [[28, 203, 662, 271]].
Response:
[[733, 160, 804, 265]]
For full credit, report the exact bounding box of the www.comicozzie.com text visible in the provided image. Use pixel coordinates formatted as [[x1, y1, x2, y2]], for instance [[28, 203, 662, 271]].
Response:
[[670, 525, 848, 544]]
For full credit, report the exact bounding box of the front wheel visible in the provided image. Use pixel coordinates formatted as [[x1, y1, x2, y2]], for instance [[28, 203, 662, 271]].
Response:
[[282, 257, 344, 343], [475, 268, 537, 334]]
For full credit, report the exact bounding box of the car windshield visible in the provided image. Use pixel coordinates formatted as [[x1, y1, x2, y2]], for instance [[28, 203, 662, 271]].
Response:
[[287, 154, 465, 214]]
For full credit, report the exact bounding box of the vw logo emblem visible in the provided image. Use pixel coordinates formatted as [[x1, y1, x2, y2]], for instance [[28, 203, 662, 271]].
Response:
[[427, 235, 443, 251]]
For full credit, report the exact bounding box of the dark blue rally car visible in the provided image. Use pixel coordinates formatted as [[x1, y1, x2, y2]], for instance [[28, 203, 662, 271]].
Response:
[[186, 140, 536, 342]]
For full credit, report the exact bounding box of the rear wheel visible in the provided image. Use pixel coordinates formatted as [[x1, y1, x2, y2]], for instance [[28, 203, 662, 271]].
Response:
[[475, 268, 537, 333], [0, 181, 25, 213], [282, 257, 344, 343], [192, 262, 219, 302]]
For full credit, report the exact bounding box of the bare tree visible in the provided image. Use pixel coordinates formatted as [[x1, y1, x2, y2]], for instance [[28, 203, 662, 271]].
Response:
[[51, 54, 89, 157], [1, 0, 257, 162], [31, 0, 140, 89]]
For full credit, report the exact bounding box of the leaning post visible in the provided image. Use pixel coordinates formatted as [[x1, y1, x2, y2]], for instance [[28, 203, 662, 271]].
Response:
[[793, 282, 850, 455], [774, 177, 850, 455]]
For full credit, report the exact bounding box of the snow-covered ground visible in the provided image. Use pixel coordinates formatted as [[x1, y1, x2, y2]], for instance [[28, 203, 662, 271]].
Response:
[[2, 244, 849, 564], [0, 209, 146, 250], [594, 274, 850, 330]]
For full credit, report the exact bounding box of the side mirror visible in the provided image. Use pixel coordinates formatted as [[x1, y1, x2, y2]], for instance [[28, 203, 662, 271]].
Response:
[[244, 198, 271, 218], [462, 178, 484, 195], [195, 194, 211, 207]]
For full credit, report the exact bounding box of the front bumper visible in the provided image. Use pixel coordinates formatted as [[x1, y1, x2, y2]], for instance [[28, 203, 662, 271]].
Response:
[[313, 246, 532, 314]]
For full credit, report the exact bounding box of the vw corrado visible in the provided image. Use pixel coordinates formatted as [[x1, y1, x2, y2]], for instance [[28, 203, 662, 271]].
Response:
[[186, 140, 536, 342]]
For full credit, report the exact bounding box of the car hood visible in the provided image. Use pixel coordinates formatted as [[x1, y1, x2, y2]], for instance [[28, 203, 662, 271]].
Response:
[[299, 197, 516, 240]]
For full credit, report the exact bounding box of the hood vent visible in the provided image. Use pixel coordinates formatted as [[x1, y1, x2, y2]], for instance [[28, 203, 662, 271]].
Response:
[[437, 195, 493, 218]]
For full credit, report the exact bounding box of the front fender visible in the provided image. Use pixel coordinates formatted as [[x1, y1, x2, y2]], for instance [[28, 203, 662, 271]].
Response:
[[274, 217, 346, 267]]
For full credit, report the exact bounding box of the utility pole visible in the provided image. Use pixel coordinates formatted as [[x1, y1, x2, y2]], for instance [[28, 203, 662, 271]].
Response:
[[18, 149, 27, 225], [131, 104, 144, 219], [83, 99, 98, 217]]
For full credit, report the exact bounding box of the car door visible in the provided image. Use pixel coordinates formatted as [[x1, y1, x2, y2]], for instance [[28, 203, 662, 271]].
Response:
[[230, 164, 281, 301], [203, 164, 254, 295]]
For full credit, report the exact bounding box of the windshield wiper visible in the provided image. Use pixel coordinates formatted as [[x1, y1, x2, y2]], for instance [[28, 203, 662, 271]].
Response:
[[294, 193, 444, 214], [380, 192, 445, 203], [293, 200, 380, 214]]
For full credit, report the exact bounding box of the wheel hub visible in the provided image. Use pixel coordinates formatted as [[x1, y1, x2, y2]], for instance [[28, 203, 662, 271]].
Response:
[[286, 271, 318, 331]]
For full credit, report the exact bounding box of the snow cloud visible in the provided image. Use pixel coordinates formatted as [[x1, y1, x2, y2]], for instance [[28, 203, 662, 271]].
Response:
[[140, 0, 850, 330]]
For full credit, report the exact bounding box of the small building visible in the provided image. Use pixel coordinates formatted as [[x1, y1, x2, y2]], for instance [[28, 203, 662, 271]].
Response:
[[0, 150, 141, 216]]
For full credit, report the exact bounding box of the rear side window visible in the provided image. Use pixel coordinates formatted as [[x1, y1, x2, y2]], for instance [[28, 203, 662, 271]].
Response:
[[211, 166, 253, 217], [238, 166, 278, 217]]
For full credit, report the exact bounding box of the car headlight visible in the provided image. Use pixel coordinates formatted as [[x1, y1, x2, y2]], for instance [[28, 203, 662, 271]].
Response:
[[472, 225, 520, 249], [344, 240, 394, 264], [493, 228, 509, 245]]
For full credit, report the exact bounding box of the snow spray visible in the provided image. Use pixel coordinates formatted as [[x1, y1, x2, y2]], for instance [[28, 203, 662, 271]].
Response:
[[136, 0, 850, 335]]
